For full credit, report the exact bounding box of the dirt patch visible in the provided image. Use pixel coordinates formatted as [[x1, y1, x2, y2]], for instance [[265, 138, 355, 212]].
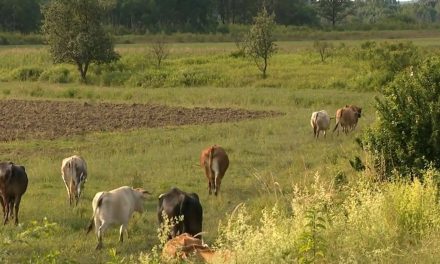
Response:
[[0, 99, 284, 141]]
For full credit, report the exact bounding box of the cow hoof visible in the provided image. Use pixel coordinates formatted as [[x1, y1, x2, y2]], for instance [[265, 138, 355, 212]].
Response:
[[96, 244, 103, 250]]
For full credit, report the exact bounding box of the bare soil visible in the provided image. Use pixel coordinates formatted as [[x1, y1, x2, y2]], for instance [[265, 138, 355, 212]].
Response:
[[0, 99, 284, 141]]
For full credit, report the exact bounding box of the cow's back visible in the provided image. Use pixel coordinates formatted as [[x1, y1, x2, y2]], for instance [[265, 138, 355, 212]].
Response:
[[8, 165, 28, 196], [182, 194, 203, 237], [315, 110, 330, 130], [158, 188, 185, 220], [212, 146, 229, 175]]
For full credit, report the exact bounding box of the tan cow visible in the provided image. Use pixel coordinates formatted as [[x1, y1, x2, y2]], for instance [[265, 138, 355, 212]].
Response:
[[162, 233, 232, 263], [61, 155, 87, 206], [310, 110, 331, 138], [333, 105, 362, 135], [200, 145, 229, 196], [86, 186, 150, 249]]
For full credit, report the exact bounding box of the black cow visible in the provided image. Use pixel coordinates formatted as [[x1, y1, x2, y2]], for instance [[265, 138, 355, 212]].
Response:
[[0, 162, 28, 225], [157, 187, 203, 240]]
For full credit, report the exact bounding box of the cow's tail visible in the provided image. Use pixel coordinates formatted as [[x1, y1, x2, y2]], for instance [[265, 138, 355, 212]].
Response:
[[208, 145, 215, 179], [86, 193, 105, 235], [333, 109, 343, 133]]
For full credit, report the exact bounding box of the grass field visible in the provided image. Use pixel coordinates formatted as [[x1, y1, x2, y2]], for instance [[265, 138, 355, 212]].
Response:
[[0, 37, 439, 263]]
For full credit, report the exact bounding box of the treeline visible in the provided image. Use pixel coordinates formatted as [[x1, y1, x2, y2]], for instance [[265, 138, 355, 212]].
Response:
[[1, 0, 440, 34]]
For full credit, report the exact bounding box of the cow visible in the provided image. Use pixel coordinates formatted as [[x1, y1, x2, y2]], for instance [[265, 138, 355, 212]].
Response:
[[86, 186, 150, 250], [0, 162, 28, 225], [162, 233, 232, 263], [61, 155, 87, 206], [158, 187, 203, 241], [310, 110, 331, 138], [200, 145, 229, 196], [333, 105, 362, 135]]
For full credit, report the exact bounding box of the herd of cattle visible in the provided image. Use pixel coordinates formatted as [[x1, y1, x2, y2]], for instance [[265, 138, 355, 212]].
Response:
[[0, 104, 361, 255]]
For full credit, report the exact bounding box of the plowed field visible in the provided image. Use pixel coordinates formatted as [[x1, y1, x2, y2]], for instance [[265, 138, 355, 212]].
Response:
[[0, 99, 283, 141]]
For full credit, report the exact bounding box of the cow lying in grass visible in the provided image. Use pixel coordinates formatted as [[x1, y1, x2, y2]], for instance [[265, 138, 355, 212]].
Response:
[[162, 233, 232, 263], [86, 186, 150, 250]]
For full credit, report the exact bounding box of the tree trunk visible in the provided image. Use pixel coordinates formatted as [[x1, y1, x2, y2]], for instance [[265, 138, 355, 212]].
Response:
[[77, 62, 89, 83]]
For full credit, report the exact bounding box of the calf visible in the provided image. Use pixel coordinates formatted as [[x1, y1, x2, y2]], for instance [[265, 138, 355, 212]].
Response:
[[0, 162, 28, 225], [200, 145, 229, 196], [310, 110, 331, 138], [86, 186, 150, 249], [61, 155, 87, 206], [158, 187, 203, 240]]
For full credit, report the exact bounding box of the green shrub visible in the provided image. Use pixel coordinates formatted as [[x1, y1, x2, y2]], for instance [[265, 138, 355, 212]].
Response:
[[357, 41, 421, 89], [39, 66, 72, 83], [100, 71, 131, 87], [362, 57, 440, 178], [128, 70, 170, 88], [10, 66, 43, 81]]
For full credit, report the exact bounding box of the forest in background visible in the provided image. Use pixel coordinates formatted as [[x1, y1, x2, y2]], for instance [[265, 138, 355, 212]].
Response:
[[1, 0, 440, 35]]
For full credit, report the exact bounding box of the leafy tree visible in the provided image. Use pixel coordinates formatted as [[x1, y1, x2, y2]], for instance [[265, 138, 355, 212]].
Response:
[[42, 0, 119, 82], [362, 57, 440, 179], [313, 0, 353, 26], [245, 7, 277, 78]]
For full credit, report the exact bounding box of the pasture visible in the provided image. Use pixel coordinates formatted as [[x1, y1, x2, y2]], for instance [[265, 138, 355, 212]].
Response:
[[0, 38, 438, 263]]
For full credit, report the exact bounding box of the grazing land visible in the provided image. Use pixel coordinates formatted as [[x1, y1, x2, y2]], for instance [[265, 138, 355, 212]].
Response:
[[0, 37, 438, 263]]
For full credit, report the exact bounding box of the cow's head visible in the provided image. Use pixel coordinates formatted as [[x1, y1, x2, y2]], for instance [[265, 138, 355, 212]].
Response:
[[133, 187, 151, 213]]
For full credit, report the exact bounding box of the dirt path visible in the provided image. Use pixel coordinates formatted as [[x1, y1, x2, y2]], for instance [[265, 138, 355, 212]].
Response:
[[0, 99, 283, 141]]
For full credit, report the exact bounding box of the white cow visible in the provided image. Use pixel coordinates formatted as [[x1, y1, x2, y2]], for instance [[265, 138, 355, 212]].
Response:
[[310, 110, 331, 138], [86, 186, 150, 249], [61, 155, 87, 206]]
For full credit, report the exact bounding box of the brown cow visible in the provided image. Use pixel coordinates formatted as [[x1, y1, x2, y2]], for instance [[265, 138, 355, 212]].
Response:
[[162, 233, 232, 263], [200, 145, 229, 196], [333, 105, 362, 135], [0, 162, 28, 225]]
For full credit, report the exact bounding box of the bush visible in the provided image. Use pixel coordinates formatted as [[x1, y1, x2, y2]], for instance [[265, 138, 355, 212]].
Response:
[[362, 57, 440, 178], [39, 66, 72, 83], [357, 41, 421, 89], [10, 66, 43, 81], [128, 70, 170, 88]]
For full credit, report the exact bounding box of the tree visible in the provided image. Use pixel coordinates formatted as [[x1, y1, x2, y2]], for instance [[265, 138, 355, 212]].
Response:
[[150, 38, 170, 68], [244, 7, 277, 78], [42, 0, 119, 82], [314, 0, 353, 26], [362, 57, 440, 179]]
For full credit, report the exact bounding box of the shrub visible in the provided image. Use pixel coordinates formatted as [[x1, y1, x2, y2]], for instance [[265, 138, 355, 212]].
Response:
[[10, 66, 43, 81], [39, 66, 72, 83], [128, 70, 170, 88], [362, 57, 440, 178], [357, 41, 421, 89]]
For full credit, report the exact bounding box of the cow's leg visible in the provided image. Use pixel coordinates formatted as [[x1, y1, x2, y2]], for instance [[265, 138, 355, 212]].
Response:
[[0, 197, 5, 219], [119, 224, 128, 243], [313, 125, 317, 138], [214, 172, 222, 196], [3, 198, 10, 225], [13, 196, 21, 225], [96, 221, 109, 250], [204, 166, 212, 195]]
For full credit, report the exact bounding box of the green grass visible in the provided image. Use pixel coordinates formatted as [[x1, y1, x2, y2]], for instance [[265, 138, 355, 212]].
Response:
[[0, 82, 375, 262], [0, 38, 438, 263]]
